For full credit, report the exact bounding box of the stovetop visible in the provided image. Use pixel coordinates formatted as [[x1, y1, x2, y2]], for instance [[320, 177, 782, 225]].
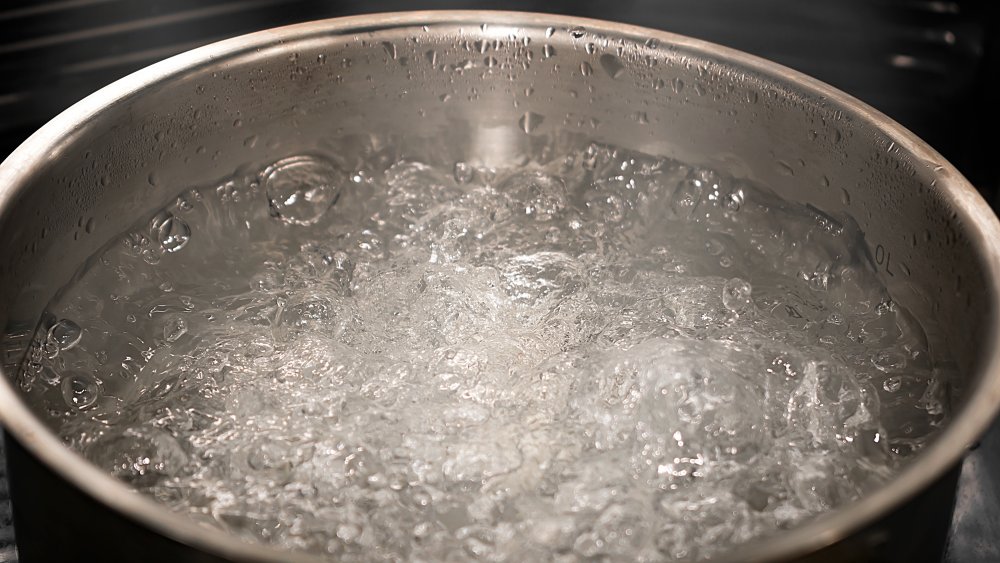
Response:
[[1, 1, 998, 561]]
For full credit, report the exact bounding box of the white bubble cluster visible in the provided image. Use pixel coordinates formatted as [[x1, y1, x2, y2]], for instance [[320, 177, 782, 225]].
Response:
[[21, 139, 952, 561]]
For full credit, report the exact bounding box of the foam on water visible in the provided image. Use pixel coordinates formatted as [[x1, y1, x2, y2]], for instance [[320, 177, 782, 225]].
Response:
[[19, 140, 952, 561]]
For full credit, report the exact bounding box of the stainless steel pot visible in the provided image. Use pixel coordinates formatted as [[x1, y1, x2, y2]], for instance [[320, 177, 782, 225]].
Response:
[[1, 11, 999, 562]]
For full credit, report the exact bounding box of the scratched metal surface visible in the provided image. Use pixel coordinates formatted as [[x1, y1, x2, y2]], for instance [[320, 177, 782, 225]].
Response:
[[0, 1, 997, 562]]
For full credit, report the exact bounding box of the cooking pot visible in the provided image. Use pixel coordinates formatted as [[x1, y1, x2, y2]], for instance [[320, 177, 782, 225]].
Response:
[[1, 11, 998, 562]]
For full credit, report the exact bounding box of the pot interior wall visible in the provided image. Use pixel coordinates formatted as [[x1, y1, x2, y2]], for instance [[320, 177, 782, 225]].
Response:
[[0, 16, 992, 443]]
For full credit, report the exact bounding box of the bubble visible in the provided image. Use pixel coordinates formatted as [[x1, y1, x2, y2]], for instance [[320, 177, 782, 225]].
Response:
[[872, 349, 906, 372], [875, 298, 894, 316], [574, 532, 603, 557], [366, 472, 388, 489], [93, 429, 188, 487], [264, 155, 344, 225], [42, 338, 59, 360], [142, 247, 163, 264], [336, 523, 362, 543], [918, 379, 945, 416], [61, 372, 102, 409], [883, 376, 902, 393], [151, 212, 191, 253], [498, 171, 567, 221], [725, 189, 745, 211], [247, 440, 305, 471], [704, 238, 724, 256], [669, 178, 704, 219], [251, 270, 285, 291], [176, 189, 200, 212], [409, 487, 433, 508], [586, 192, 626, 224], [326, 250, 355, 294], [722, 278, 753, 315], [163, 315, 188, 343], [453, 161, 474, 184], [47, 319, 82, 351], [802, 269, 830, 292]]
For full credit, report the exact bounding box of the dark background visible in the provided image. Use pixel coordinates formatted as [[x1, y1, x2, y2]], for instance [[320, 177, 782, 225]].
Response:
[[0, 1, 998, 562]]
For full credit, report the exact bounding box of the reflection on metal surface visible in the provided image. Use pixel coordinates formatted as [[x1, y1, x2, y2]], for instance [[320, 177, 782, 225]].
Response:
[[0, 0, 988, 169], [0, 2, 997, 562]]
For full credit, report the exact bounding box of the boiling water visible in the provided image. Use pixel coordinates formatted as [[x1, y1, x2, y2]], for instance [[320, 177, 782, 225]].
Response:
[[19, 140, 951, 561]]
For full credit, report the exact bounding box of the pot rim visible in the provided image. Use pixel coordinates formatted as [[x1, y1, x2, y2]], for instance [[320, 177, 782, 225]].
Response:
[[2, 10, 999, 562]]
